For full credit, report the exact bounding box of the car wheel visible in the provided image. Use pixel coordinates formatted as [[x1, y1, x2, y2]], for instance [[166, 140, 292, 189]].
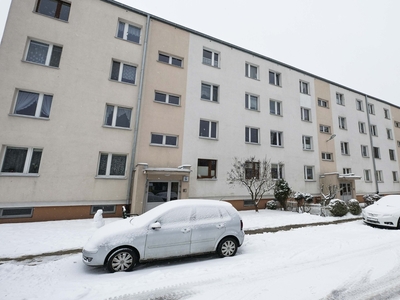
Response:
[[106, 248, 137, 273], [217, 237, 238, 258]]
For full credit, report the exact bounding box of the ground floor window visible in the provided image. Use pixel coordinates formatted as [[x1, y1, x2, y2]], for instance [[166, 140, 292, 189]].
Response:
[[197, 159, 217, 179], [97, 153, 127, 177], [1, 146, 42, 174]]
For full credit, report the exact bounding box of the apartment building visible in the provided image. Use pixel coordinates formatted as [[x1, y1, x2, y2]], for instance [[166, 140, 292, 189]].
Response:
[[0, 0, 399, 222]]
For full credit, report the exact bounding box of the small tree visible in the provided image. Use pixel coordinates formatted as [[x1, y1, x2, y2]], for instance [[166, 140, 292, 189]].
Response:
[[320, 184, 339, 216], [294, 192, 313, 213], [274, 179, 293, 211], [227, 157, 275, 212]]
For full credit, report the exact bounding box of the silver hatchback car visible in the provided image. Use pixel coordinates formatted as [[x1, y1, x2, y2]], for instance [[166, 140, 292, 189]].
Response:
[[82, 199, 245, 272]]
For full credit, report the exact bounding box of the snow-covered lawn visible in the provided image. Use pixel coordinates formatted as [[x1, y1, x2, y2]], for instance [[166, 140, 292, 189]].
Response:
[[1, 210, 400, 300]]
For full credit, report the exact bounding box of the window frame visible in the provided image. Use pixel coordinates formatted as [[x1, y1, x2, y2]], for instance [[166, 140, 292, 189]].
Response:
[[364, 169, 372, 182], [376, 170, 383, 183], [201, 82, 219, 102], [336, 93, 345, 105], [358, 122, 366, 134], [370, 125, 378, 137], [343, 168, 352, 174], [387, 128, 393, 140], [245, 161, 260, 179], [356, 99, 364, 111], [338, 116, 347, 130], [301, 107, 311, 122], [110, 60, 137, 84], [373, 147, 380, 159], [318, 99, 329, 108], [304, 166, 315, 181], [116, 20, 141, 44], [341, 142, 350, 155], [361, 145, 369, 158], [368, 103, 375, 115], [270, 99, 282, 116], [154, 91, 180, 106], [389, 149, 396, 161], [202, 48, 219, 68], [96, 153, 127, 178], [35, 0, 71, 21], [302, 135, 313, 151], [1, 146, 43, 175], [393, 171, 399, 183], [319, 125, 331, 134], [384, 108, 390, 119], [199, 119, 218, 139], [321, 152, 333, 161], [245, 93, 259, 111], [197, 159, 217, 179], [269, 70, 281, 86], [12, 90, 53, 119], [25, 39, 63, 68], [245, 62, 259, 80], [245, 126, 260, 144], [150, 133, 178, 147], [158, 52, 183, 67], [104, 104, 132, 129], [299, 80, 309, 95], [271, 163, 284, 179], [270, 130, 283, 147]]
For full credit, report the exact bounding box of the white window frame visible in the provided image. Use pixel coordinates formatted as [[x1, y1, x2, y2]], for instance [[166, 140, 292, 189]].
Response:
[[269, 70, 281, 86], [150, 133, 178, 147], [341, 142, 350, 155], [336, 93, 345, 105], [304, 166, 315, 180], [154, 91, 180, 106], [201, 83, 219, 102], [245, 63, 259, 80], [368, 103, 375, 115], [199, 119, 218, 139], [1, 146, 42, 175], [338, 116, 347, 130], [364, 169, 372, 182], [370, 125, 378, 136], [270, 131, 283, 147], [13, 90, 53, 119], [393, 171, 399, 182], [361, 145, 369, 158], [343, 168, 352, 174], [97, 153, 127, 178], [299, 80, 309, 94], [302, 135, 313, 150], [387, 128, 393, 140], [117, 21, 141, 43], [202, 48, 219, 68], [376, 170, 383, 182], [158, 52, 183, 67], [356, 99, 363, 111], [373, 147, 380, 159], [358, 122, 366, 134], [271, 163, 284, 179], [384, 108, 390, 119], [318, 99, 329, 108], [111, 60, 136, 84], [270, 100, 282, 116], [301, 107, 311, 122], [389, 149, 396, 161], [245, 93, 259, 111], [321, 152, 333, 161], [245, 126, 260, 144], [319, 125, 331, 134], [104, 104, 132, 129], [395, 121, 400, 128], [25, 39, 62, 67]]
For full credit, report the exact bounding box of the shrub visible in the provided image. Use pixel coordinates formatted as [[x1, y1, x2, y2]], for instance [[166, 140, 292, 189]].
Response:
[[274, 179, 293, 210], [328, 199, 348, 217], [348, 199, 362, 215], [363, 194, 381, 206], [266, 200, 277, 210]]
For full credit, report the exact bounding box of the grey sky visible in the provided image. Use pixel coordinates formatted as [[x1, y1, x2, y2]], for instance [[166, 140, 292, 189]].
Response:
[[1, 0, 399, 107]]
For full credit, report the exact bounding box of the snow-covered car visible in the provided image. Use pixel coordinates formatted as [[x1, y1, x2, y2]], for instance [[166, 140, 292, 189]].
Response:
[[363, 195, 400, 228], [82, 199, 245, 272]]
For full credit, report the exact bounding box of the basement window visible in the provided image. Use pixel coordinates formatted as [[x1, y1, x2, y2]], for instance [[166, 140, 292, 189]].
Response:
[[90, 205, 116, 215], [0, 208, 34, 218]]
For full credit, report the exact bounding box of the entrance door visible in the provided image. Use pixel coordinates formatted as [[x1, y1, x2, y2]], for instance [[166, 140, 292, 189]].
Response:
[[145, 181, 180, 211], [340, 183, 352, 202]]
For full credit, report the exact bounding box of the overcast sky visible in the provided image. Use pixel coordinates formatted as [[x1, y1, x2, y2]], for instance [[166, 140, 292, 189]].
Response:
[[1, 0, 399, 107]]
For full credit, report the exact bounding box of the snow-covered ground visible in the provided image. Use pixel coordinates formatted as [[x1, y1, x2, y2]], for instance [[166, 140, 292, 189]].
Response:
[[1, 209, 400, 300]]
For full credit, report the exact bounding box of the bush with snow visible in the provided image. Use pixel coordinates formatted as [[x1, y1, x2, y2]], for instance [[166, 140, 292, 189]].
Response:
[[328, 199, 348, 217], [266, 200, 278, 210], [363, 194, 381, 206], [348, 199, 362, 215]]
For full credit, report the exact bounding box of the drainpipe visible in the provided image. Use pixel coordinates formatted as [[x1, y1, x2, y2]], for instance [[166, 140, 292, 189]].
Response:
[[126, 14, 151, 205], [365, 95, 379, 193]]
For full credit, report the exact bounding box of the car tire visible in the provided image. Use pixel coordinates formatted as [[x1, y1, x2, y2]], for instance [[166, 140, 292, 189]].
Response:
[[217, 237, 238, 258], [106, 248, 137, 273]]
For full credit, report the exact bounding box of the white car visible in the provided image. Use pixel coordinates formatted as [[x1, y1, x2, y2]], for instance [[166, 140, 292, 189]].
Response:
[[363, 195, 400, 228], [82, 199, 245, 272]]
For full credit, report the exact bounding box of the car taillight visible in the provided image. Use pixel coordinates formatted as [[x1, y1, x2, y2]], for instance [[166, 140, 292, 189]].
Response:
[[240, 220, 243, 230]]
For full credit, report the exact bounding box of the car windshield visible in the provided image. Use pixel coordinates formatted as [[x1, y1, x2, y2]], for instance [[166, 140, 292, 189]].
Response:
[[377, 196, 400, 207]]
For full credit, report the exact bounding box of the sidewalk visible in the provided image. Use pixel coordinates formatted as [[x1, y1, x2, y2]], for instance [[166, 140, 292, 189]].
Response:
[[0, 209, 362, 261]]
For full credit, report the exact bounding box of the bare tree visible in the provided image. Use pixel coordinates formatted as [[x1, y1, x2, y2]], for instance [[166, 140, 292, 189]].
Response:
[[227, 157, 275, 212], [320, 184, 339, 216]]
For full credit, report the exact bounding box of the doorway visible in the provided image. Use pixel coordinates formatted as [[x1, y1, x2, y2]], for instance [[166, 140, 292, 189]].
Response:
[[339, 183, 352, 202], [145, 181, 180, 211]]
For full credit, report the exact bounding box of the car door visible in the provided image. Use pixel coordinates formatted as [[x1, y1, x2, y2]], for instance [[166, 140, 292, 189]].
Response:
[[144, 206, 193, 260], [190, 206, 227, 254]]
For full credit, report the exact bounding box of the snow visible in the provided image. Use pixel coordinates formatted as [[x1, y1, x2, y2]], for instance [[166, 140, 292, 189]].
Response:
[[1, 209, 400, 300]]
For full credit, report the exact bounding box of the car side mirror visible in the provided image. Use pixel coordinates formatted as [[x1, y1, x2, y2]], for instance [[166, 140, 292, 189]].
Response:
[[150, 222, 161, 230]]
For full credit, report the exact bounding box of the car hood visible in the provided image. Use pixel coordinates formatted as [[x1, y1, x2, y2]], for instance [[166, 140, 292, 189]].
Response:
[[364, 204, 400, 215], [83, 218, 147, 252]]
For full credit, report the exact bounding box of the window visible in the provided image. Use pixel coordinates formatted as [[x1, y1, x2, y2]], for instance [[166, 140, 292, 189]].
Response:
[[111, 61, 136, 84], [302, 135, 313, 150], [364, 169, 372, 182], [201, 83, 219, 102], [393, 171, 399, 182], [319, 125, 331, 134], [395, 121, 400, 128], [338, 116, 347, 130], [0, 208, 34, 219], [270, 100, 282, 116], [35, 0, 70, 21], [318, 99, 329, 108], [25, 40, 62, 67], [397, 141, 400, 147], [341, 142, 349, 155], [245, 93, 259, 111], [370, 125, 378, 136], [389, 149, 396, 161], [321, 152, 333, 161], [245, 127, 259, 144], [269, 71, 281, 86], [301, 107, 311, 122], [202, 49, 219, 67], [358, 122, 366, 134], [158, 53, 182, 67], [376, 170, 383, 182], [368, 103, 375, 115], [356, 99, 363, 111], [104, 105, 131, 128], [90, 205, 116, 215], [117, 21, 141, 43], [270, 131, 283, 147], [304, 166, 314, 180], [197, 159, 217, 179], [373, 147, 380, 159], [1, 147, 42, 174], [151, 133, 178, 147], [97, 153, 127, 177], [245, 63, 258, 79], [199, 120, 217, 139], [336, 93, 345, 105], [384, 108, 390, 119], [343, 168, 352, 174], [299, 80, 309, 94], [361, 145, 369, 157], [155, 92, 180, 105], [13, 90, 53, 118], [387, 128, 393, 140], [245, 161, 259, 179], [271, 163, 284, 179]]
